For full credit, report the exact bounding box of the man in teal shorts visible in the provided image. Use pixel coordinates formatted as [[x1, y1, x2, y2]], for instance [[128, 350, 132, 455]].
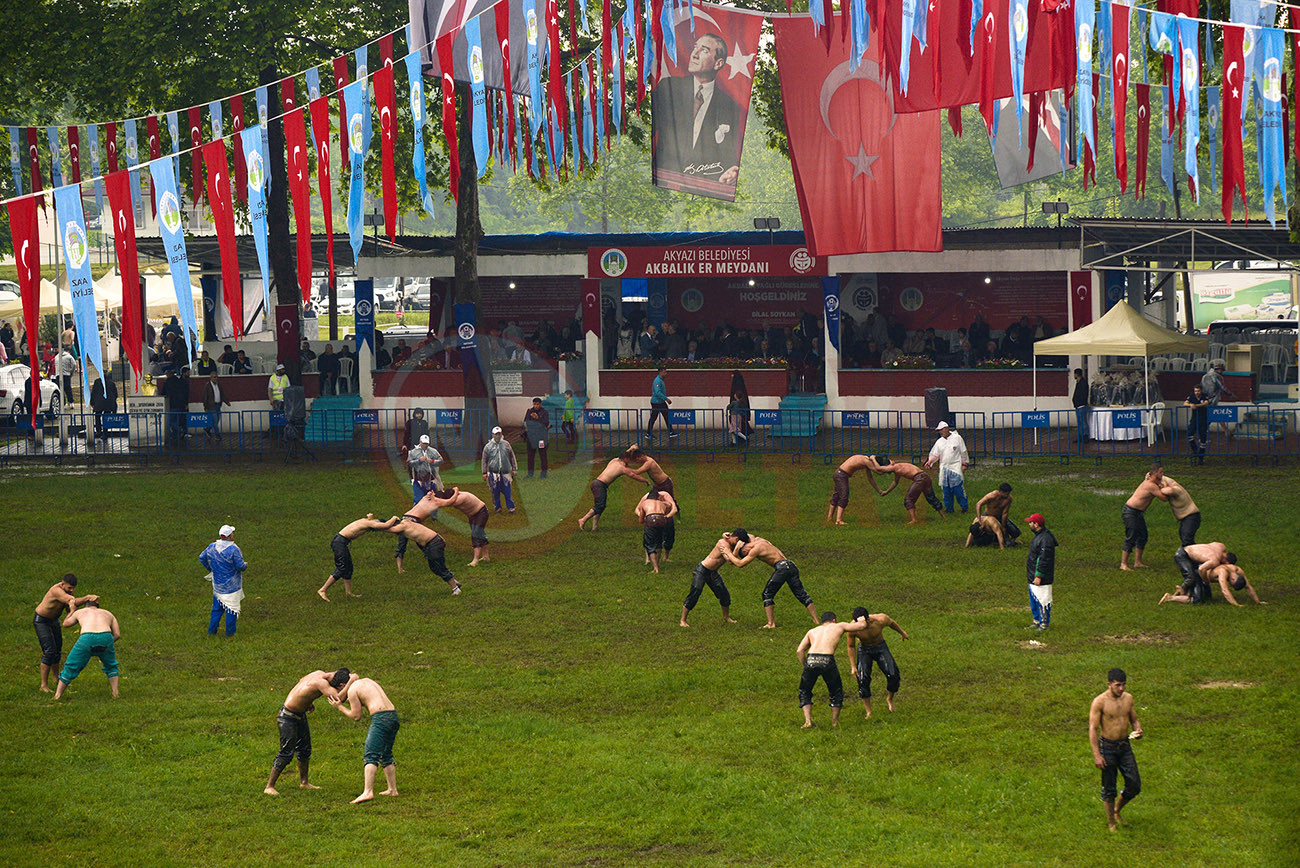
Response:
[[328, 672, 401, 804], [53, 600, 121, 699]]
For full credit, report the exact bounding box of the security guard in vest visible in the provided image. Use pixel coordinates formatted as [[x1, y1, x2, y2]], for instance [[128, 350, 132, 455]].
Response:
[[267, 363, 290, 412]]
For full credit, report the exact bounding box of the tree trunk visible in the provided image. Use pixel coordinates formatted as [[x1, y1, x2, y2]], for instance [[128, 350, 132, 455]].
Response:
[[262, 67, 296, 309]]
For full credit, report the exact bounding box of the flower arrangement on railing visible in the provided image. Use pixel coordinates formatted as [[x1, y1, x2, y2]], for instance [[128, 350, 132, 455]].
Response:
[[887, 354, 936, 369], [556, 351, 585, 361], [611, 356, 788, 370], [975, 358, 1027, 369], [487, 358, 536, 370]]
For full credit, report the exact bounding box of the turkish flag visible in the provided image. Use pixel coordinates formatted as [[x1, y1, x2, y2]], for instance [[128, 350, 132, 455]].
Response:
[[885, 0, 1073, 113], [977, 4, 998, 134], [1070, 270, 1093, 330], [1135, 83, 1150, 200], [437, 34, 461, 200], [774, 14, 941, 255], [1112, 1, 1130, 193], [280, 76, 296, 112], [145, 115, 160, 215], [105, 121, 118, 173], [373, 63, 398, 242], [187, 108, 203, 207], [5, 194, 42, 427], [284, 107, 314, 300], [334, 56, 350, 178], [494, 1, 518, 166], [1221, 25, 1247, 222], [104, 171, 142, 383], [582, 279, 602, 337], [308, 97, 336, 289], [634, 0, 645, 106], [230, 95, 248, 205], [203, 140, 242, 340], [1082, 73, 1099, 189], [66, 126, 82, 183]]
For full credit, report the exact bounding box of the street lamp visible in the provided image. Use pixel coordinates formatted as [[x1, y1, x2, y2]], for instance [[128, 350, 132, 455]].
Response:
[[753, 216, 781, 245], [1041, 199, 1069, 249]]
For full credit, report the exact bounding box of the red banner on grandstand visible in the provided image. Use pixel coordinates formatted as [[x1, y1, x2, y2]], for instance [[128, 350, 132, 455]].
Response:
[[588, 245, 826, 279]]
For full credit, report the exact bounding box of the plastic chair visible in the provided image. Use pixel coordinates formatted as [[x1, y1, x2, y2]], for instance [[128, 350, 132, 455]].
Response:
[[337, 358, 354, 393], [1152, 357, 1171, 372], [1190, 357, 1209, 372], [218, 363, 234, 375], [1209, 342, 1226, 360], [302, 359, 317, 374], [1261, 343, 1284, 381], [1167, 357, 1187, 371]]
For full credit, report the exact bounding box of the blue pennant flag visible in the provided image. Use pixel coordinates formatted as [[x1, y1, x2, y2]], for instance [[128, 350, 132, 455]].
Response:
[[7, 127, 20, 195], [614, 19, 628, 136], [1207, 86, 1220, 195], [208, 101, 224, 141], [566, 71, 580, 167], [899, 0, 917, 95], [166, 112, 180, 192], [1010, 0, 1029, 144], [403, 32, 436, 217], [47, 127, 63, 188], [465, 16, 490, 176], [355, 279, 375, 352], [1076, 0, 1095, 159], [644, 1, 655, 87], [850, 0, 871, 71], [580, 62, 595, 162], [514, 103, 525, 174], [1136, 8, 1148, 83], [970, 0, 982, 59], [52, 184, 104, 398], [913, 0, 929, 51], [148, 158, 199, 359], [1159, 86, 1175, 196], [1057, 96, 1070, 176], [355, 45, 373, 149], [1176, 17, 1200, 200], [255, 87, 271, 191], [86, 125, 103, 212], [578, 0, 589, 34], [1148, 10, 1180, 111], [660, 0, 677, 66], [528, 1, 546, 138], [241, 124, 271, 316], [124, 119, 142, 219], [547, 103, 563, 174], [594, 65, 605, 155], [1258, 26, 1286, 227], [305, 67, 322, 150], [342, 78, 373, 260], [1097, 1, 1111, 118]]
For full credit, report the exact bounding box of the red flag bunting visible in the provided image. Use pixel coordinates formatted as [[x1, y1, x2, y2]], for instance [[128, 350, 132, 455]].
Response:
[[105, 121, 119, 172], [495, 1, 517, 170], [230, 95, 248, 205], [547, 0, 567, 162], [437, 34, 461, 200], [104, 171, 143, 383], [187, 108, 203, 207], [1221, 24, 1247, 221], [774, 13, 941, 255], [308, 97, 336, 289], [5, 194, 42, 428], [977, 4, 998, 134], [66, 126, 82, 183], [280, 76, 296, 112], [284, 107, 314, 300], [634, 0, 645, 106], [145, 115, 160, 215], [374, 62, 398, 242], [1082, 73, 1099, 189], [202, 140, 242, 340], [334, 56, 350, 178], [1292, 9, 1300, 169], [1112, 1, 1129, 193], [1026, 91, 1044, 172], [1135, 83, 1150, 200]]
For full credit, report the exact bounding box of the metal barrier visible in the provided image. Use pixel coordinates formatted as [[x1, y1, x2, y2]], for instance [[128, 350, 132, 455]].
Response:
[[1168, 403, 1279, 461]]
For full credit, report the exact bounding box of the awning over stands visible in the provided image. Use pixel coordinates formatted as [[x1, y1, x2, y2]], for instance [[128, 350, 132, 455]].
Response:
[[1033, 300, 1209, 357]]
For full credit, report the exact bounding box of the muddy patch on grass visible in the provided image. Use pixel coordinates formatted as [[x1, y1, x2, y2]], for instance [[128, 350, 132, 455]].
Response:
[[1101, 632, 1179, 645], [1196, 680, 1257, 689], [1089, 488, 1132, 497], [1016, 639, 1048, 650]]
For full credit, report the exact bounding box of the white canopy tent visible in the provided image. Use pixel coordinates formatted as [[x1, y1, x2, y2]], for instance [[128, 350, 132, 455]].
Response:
[[0, 270, 202, 320], [1033, 300, 1210, 407]]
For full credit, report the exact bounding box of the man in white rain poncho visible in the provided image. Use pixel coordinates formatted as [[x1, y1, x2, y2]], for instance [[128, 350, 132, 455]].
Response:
[[923, 421, 970, 514], [200, 524, 248, 636]]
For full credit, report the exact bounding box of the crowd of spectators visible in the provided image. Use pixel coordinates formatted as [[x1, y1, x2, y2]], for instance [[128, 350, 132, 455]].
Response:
[[836, 311, 1062, 368]]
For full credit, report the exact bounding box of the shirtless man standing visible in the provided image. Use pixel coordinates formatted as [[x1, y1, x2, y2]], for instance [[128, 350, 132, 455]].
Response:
[[795, 612, 870, 728], [319, 514, 400, 601], [264, 668, 350, 794], [827, 454, 876, 525], [52, 601, 120, 700], [328, 673, 401, 804], [389, 519, 462, 594], [1158, 475, 1201, 547], [635, 490, 678, 574], [868, 455, 944, 525], [1088, 668, 1143, 831], [1163, 541, 1230, 605], [577, 454, 650, 531], [975, 483, 1020, 544], [1121, 464, 1169, 570], [33, 573, 98, 692], [723, 529, 817, 629], [680, 533, 742, 627], [964, 515, 1006, 549], [429, 487, 492, 566], [846, 606, 909, 718]]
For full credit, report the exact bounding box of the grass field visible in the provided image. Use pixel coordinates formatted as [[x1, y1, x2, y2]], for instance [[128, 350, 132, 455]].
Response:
[[1, 451, 1297, 867]]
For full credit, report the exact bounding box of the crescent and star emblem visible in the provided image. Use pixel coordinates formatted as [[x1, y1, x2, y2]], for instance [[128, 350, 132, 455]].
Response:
[[19, 240, 30, 277], [819, 58, 895, 180], [1226, 61, 1241, 99], [584, 292, 597, 307], [280, 318, 293, 333]]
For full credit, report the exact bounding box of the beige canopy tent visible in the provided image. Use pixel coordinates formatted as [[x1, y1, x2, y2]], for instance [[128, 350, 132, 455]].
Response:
[[1032, 300, 1211, 406]]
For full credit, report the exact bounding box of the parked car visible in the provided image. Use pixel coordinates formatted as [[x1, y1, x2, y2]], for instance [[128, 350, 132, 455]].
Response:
[[0, 364, 61, 419]]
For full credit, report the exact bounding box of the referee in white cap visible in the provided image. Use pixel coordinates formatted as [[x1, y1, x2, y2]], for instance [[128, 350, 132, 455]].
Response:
[[199, 524, 249, 636]]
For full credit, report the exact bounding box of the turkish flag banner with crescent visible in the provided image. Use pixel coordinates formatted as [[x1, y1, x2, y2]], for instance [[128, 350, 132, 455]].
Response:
[[202, 140, 242, 340], [284, 107, 314, 301], [187, 109, 203, 207], [581, 279, 602, 338], [1221, 24, 1247, 222], [105, 121, 119, 173], [1111, 0, 1130, 193], [145, 115, 160, 215], [230, 95, 248, 205], [67, 126, 82, 183], [308, 97, 336, 289], [5, 194, 41, 428], [104, 171, 143, 383], [774, 14, 942, 255], [276, 304, 300, 366], [437, 34, 461, 200], [1135, 83, 1150, 199], [373, 63, 399, 242], [1069, 270, 1093, 331]]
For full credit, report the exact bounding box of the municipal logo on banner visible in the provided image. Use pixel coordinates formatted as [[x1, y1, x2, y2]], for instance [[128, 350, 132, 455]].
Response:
[[459, 322, 476, 343], [63, 222, 88, 269], [355, 279, 375, 352], [349, 112, 364, 154], [470, 46, 485, 84], [160, 190, 182, 234], [789, 248, 815, 274], [456, 303, 478, 351], [600, 248, 628, 276], [755, 410, 781, 425], [584, 409, 610, 425], [247, 149, 265, 190], [1021, 411, 1050, 428]]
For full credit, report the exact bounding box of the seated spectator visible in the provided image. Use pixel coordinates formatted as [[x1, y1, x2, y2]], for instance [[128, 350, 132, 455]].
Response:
[[299, 339, 316, 363], [233, 351, 253, 374], [958, 339, 976, 368], [881, 340, 902, 365], [376, 345, 392, 369], [735, 329, 756, 359], [863, 340, 883, 367], [195, 349, 217, 377], [217, 344, 237, 365], [393, 340, 413, 365], [922, 328, 941, 358], [903, 330, 926, 355], [660, 322, 686, 359], [1033, 316, 1055, 341], [510, 346, 533, 365], [974, 339, 998, 365], [756, 338, 773, 360], [685, 340, 701, 362], [317, 344, 340, 394]]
